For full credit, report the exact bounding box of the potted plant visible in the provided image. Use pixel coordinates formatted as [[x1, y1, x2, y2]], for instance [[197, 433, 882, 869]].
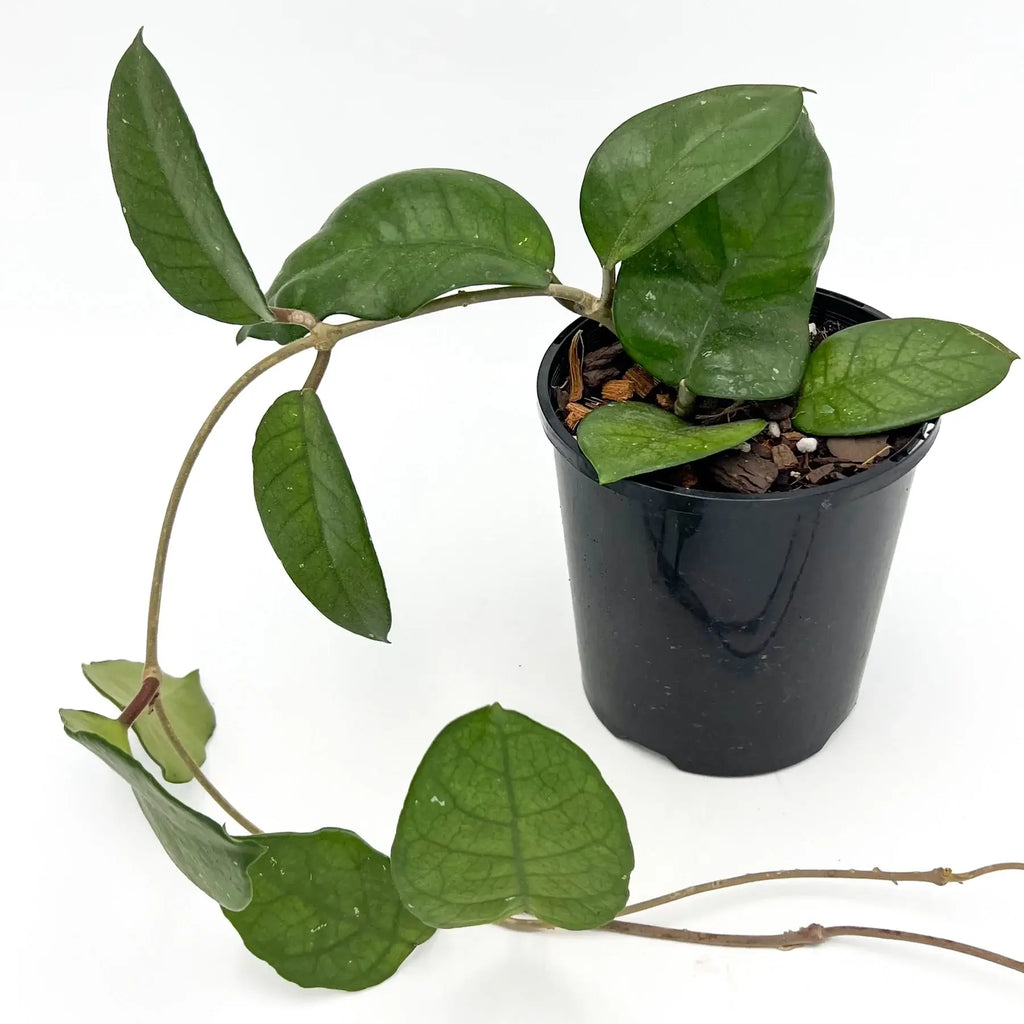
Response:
[[245, 80, 1014, 777], [532, 88, 1017, 775], [61, 31, 1022, 994]]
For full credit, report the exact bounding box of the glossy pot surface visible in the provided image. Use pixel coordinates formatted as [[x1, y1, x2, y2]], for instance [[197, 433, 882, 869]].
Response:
[[537, 289, 937, 775]]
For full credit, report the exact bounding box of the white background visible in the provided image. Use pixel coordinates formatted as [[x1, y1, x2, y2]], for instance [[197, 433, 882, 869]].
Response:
[[4, 0, 1023, 1018]]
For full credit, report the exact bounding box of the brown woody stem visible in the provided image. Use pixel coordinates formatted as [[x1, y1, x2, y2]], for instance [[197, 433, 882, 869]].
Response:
[[302, 349, 331, 391], [497, 860, 1024, 975], [117, 675, 160, 726], [599, 918, 1024, 974], [619, 862, 1024, 916]]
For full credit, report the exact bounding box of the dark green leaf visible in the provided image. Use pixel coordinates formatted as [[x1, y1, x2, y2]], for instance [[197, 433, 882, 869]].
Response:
[[391, 704, 634, 930], [61, 710, 262, 910], [108, 31, 272, 324], [613, 112, 832, 398], [82, 660, 214, 784], [253, 390, 390, 640], [241, 168, 555, 334], [794, 318, 1018, 435], [577, 403, 766, 484], [580, 85, 806, 267], [224, 829, 434, 990]]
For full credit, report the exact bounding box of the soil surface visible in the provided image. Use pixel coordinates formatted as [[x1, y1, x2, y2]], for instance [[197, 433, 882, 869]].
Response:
[[552, 322, 922, 495]]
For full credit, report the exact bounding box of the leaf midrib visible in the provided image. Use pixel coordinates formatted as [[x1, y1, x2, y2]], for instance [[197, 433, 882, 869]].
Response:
[[496, 723, 529, 914], [608, 98, 797, 265]]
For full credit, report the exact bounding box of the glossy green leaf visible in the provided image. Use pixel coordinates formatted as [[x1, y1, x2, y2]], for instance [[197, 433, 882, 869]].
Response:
[[794, 318, 1018, 435], [253, 390, 390, 640], [237, 168, 555, 342], [577, 404, 766, 485], [391, 704, 634, 930], [61, 710, 262, 910], [580, 85, 806, 267], [224, 829, 434, 990], [82, 660, 214, 784], [108, 31, 272, 324], [613, 112, 832, 398]]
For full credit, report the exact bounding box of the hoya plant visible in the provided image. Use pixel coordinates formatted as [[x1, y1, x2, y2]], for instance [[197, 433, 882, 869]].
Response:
[[63, 31, 1023, 992]]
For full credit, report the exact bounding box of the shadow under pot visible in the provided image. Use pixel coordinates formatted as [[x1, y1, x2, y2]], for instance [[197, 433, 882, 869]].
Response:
[[536, 288, 938, 777]]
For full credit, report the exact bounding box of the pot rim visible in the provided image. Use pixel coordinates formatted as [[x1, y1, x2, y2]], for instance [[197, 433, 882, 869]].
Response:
[[536, 288, 939, 507]]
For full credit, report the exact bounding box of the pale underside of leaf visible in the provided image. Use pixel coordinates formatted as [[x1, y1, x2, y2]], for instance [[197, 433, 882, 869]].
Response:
[[107, 31, 271, 324], [613, 111, 833, 398], [576, 403, 766, 485], [391, 704, 634, 930], [794, 318, 1018, 435], [252, 390, 391, 640], [580, 85, 806, 267], [60, 709, 132, 756], [224, 829, 434, 990], [61, 711, 262, 910], [82, 660, 214, 783]]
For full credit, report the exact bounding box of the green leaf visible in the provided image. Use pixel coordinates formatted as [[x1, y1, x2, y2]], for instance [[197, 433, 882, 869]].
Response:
[[237, 321, 307, 346], [238, 168, 555, 338], [613, 112, 832, 398], [224, 829, 434, 990], [59, 709, 132, 756], [794, 318, 1018, 435], [108, 31, 272, 325], [577, 404, 766, 485], [82, 661, 214, 784], [253, 390, 390, 640], [61, 710, 262, 910], [391, 704, 634, 930], [580, 85, 806, 267]]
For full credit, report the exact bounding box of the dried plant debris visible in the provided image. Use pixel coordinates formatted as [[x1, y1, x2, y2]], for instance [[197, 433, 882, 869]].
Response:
[[553, 323, 926, 495]]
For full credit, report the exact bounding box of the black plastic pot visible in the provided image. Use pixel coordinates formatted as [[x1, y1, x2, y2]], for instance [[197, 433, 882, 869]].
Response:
[[537, 288, 938, 776]]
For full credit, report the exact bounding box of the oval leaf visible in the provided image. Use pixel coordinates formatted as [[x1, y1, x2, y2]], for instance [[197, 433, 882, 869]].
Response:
[[61, 710, 262, 910], [577, 403, 766, 485], [580, 85, 806, 267], [253, 390, 390, 640], [391, 704, 634, 930], [224, 829, 434, 990], [794, 318, 1018, 435], [82, 660, 214, 784], [242, 168, 555, 333], [108, 31, 272, 324], [613, 112, 832, 398]]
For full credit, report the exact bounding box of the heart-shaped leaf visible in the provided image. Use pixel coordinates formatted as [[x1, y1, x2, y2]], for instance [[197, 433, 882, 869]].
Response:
[[238, 168, 555, 343], [224, 829, 434, 990], [107, 32, 272, 325], [253, 390, 390, 640], [82, 661, 214, 784], [613, 112, 832, 398], [391, 704, 634, 930], [61, 710, 262, 910], [580, 85, 806, 268], [576, 403, 766, 485], [794, 318, 1018, 435]]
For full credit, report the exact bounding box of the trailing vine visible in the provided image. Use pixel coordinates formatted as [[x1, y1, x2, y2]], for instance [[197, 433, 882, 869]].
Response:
[[63, 30, 1021, 992]]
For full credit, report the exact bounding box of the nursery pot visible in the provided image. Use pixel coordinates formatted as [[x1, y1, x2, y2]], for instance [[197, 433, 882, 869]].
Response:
[[537, 288, 938, 776]]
